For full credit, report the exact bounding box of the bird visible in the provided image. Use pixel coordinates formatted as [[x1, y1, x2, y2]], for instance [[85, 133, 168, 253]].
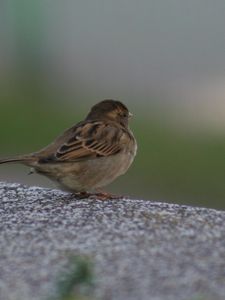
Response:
[[0, 99, 137, 198]]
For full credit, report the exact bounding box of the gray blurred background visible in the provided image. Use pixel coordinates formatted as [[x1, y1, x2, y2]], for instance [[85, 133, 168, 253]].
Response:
[[1, 0, 225, 209]]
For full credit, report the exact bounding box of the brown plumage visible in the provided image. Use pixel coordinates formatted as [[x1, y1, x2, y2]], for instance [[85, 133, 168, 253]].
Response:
[[0, 99, 137, 194]]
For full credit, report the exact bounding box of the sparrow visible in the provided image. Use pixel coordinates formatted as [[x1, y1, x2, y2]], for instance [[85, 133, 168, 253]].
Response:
[[0, 99, 137, 197]]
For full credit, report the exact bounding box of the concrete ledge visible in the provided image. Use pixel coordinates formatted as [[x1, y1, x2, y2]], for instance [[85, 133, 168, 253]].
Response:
[[0, 181, 225, 300]]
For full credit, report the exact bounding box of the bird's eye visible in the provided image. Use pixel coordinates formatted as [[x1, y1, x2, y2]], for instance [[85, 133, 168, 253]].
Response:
[[121, 112, 127, 118]]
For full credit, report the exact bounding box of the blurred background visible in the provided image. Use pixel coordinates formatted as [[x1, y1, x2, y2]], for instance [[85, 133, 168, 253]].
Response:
[[1, 0, 225, 209]]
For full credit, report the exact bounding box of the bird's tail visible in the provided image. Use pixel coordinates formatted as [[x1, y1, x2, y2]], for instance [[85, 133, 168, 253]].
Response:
[[0, 155, 36, 166]]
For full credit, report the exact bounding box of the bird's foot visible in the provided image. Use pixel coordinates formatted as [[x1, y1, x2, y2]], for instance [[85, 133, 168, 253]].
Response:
[[72, 191, 127, 200], [73, 191, 92, 199], [90, 191, 127, 200]]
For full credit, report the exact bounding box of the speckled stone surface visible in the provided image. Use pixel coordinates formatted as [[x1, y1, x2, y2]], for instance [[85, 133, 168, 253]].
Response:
[[0, 182, 225, 300]]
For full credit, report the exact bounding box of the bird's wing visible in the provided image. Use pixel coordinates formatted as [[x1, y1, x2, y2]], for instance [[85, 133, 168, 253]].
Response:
[[52, 121, 124, 162]]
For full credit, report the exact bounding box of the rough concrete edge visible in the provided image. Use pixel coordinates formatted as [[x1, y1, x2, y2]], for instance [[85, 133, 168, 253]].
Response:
[[0, 180, 224, 215]]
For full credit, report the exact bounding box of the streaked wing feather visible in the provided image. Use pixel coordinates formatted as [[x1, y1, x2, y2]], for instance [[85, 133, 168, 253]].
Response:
[[55, 121, 122, 161]]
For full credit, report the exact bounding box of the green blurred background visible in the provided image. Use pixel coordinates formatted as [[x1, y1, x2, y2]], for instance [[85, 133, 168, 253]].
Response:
[[1, 1, 225, 209]]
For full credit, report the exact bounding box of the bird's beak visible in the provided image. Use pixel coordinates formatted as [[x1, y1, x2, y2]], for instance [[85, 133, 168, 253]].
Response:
[[128, 112, 133, 118]]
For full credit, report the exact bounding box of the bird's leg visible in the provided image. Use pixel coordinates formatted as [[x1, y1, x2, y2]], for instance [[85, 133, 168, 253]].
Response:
[[27, 168, 35, 175]]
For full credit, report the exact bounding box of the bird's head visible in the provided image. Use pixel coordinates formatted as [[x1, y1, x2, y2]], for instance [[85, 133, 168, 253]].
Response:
[[86, 99, 132, 127]]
